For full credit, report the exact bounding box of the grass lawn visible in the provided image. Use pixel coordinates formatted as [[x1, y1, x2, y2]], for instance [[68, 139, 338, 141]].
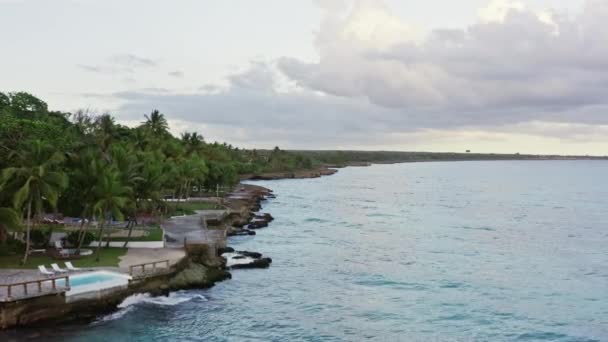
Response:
[[0, 248, 127, 269], [175, 201, 223, 215]]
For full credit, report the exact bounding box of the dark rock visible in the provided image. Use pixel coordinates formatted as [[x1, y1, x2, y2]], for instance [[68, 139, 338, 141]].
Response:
[[248, 221, 269, 229], [217, 246, 235, 255], [227, 229, 256, 237], [230, 257, 272, 269], [232, 219, 249, 228], [168, 261, 230, 290], [237, 251, 263, 259], [159, 284, 170, 296]]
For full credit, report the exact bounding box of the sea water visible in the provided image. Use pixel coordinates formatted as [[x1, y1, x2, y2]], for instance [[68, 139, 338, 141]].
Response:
[[5, 161, 608, 341]]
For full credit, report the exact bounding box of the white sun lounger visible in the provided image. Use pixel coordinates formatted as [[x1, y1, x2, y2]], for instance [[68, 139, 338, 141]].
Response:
[[54, 241, 69, 256], [38, 265, 54, 276], [65, 262, 81, 271], [51, 263, 68, 273]]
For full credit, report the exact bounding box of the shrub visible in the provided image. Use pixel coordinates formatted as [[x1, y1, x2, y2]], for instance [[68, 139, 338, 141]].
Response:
[[0, 237, 25, 256], [66, 231, 95, 247], [29, 229, 50, 248]]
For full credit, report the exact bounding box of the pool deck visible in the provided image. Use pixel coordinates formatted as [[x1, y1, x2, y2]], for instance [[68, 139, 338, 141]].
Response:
[[0, 247, 187, 301], [0, 267, 116, 301]]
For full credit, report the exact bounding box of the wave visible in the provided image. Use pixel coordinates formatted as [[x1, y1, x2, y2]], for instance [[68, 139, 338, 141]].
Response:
[[118, 291, 206, 308], [96, 306, 135, 323], [97, 291, 207, 322], [222, 252, 256, 267]]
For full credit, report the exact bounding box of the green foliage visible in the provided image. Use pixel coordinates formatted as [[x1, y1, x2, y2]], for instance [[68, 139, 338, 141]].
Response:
[[66, 231, 95, 247], [0, 91, 317, 239], [0, 208, 20, 231], [0, 236, 24, 256], [29, 229, 50, 248]]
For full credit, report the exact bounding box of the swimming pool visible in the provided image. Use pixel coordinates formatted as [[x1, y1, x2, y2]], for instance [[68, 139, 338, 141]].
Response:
[[59, 271, 132, 299], [65, 272, 126, 287]]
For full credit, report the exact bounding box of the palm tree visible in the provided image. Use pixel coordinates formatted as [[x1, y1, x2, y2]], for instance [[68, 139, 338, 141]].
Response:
[[67, 148, 101, 253], [0, 207, 20, 244], [109, 144, 144, 248], [0, 140, 68, 263], [95, 114, 116, 153], [92, 166, 131, 262], [143, 110, 169, 137], [181, 132, 204, 155]]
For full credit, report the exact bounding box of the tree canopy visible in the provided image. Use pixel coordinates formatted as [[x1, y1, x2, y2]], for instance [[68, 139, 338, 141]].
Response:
[[0, 91, 320, 262]]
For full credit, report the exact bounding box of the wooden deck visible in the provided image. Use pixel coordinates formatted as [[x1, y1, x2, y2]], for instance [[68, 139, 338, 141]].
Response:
[[0, 275, 70, 302], [128, 259, 175, 280]]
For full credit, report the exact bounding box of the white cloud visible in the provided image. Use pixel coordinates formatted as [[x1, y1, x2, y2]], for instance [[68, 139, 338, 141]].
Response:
[[101, 0, 608, 154], [478, 0, 525, 23]]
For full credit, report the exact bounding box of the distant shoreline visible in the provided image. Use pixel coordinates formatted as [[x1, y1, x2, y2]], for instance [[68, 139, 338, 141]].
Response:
[[240, 156, 607, 182]]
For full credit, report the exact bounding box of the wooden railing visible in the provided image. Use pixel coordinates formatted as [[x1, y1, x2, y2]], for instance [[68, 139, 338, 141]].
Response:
[[128, 260, 170, 276], [0, 276, 70, 301]]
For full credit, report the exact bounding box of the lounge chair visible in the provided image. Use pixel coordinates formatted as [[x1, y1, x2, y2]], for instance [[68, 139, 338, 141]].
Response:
[[38, 265, 54, 276], [65, 262, 81, 271], [54, 241, 69, 257], [51, 263, 68, 273]]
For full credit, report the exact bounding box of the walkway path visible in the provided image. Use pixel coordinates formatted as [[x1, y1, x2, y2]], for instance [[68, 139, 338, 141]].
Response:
[[117, 248, 185, 270], [162, 210, 228, 248]]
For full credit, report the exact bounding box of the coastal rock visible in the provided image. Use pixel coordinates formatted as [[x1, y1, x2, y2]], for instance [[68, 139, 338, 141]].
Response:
[[248, 220, 269, 229], [217, 246, 235, 255], [168, 261, 231, 289], [230, 257, 272, 269], [227, 229, 256, 236], [254, 213, 274, 222], [237, 251, 263, 259], [240, 167, 338, 181]]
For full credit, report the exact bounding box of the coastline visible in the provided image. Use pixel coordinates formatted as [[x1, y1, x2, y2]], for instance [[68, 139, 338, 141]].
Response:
[[0, 177, 310, 331], [2, 158, 600, 331], [240, 167, 338, 181]]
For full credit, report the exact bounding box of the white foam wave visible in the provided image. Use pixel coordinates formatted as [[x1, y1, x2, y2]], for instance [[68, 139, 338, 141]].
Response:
[[118, 291, 206, 309], [97, 291, 206, 322], [222, 252, 256, 266], [96, 306, 135, 323]]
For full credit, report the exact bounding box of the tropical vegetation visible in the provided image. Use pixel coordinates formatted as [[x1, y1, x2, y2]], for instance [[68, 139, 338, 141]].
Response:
[[0, 91, 317, 264]]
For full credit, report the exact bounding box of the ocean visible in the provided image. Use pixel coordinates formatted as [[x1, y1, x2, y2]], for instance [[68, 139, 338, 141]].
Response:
[[7, 161, 608, 341]]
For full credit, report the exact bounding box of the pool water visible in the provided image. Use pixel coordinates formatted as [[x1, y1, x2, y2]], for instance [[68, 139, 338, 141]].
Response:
[[58, 272, 128, 288]]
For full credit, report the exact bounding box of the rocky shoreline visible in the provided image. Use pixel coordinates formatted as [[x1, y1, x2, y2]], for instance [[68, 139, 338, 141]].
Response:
[[0, 169, 338, 331], [240, 167, 338, 181]]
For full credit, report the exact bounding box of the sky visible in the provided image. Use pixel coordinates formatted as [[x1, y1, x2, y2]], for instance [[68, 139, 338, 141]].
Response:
[[2, 0, 607, 155]]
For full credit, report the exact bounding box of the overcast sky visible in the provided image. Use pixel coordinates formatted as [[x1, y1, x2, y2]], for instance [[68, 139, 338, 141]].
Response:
[[2, 0, 608, 155]]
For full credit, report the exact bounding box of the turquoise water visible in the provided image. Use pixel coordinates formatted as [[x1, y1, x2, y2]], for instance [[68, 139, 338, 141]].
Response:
[[6, 161, 608, 341], [58, 272, 121, 287]]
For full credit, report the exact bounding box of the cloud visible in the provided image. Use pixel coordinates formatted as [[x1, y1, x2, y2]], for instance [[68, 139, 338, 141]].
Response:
[[106, 0, 608, 152], [110, 54, 156, 68], [168, 70, 184, 78], [278, 0, 608, 127], [478, 0, 525, 23], [227, 61, 276, 90], [79, 54, 157, 74]]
